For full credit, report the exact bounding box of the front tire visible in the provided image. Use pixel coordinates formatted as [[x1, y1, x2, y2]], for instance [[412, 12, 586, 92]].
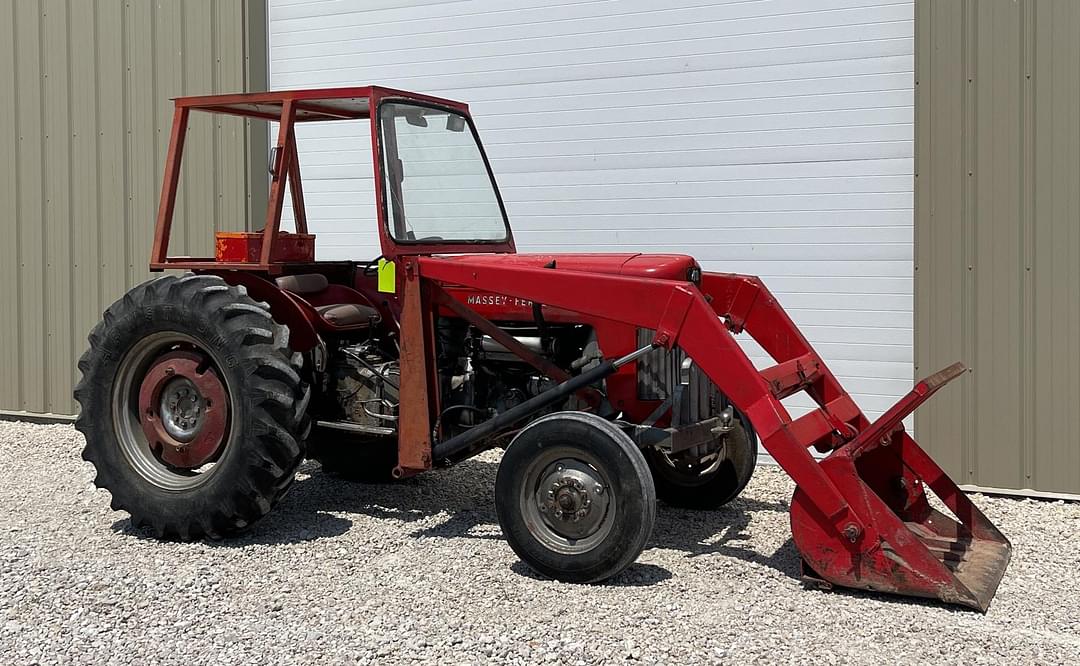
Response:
[[495, 411, 656, 583], [645, 407, 757, 510], [74, 274, 309, 539]]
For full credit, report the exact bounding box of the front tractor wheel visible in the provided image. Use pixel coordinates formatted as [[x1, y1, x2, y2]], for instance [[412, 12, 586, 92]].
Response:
[[75, 274, 309, 539], [645, 407, 758, 510], [495, 412, 656, 583]]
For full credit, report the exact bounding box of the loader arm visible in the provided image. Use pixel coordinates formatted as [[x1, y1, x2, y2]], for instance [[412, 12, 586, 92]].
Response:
[[416, 257, 860, 531], [415, 255, 1011, 611]]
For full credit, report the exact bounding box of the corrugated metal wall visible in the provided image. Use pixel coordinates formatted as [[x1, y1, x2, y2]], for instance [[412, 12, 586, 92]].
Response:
[[915, 0, 1080, 495], [0, 0, 268, 416]]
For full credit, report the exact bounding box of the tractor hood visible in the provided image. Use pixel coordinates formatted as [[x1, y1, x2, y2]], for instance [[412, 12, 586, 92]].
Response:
[[435, 253, 699, 282]]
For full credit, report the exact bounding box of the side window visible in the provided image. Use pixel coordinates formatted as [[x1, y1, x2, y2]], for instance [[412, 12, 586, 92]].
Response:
[[278, 119, 378, 261]]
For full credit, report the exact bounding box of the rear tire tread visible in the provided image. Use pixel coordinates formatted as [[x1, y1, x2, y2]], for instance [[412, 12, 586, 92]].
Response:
[[75, 273, 309, 540]]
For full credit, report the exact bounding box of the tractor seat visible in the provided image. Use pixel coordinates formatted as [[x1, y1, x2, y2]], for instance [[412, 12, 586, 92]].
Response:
[[314, 303, 378, 327], [275, 274, 380, 329]]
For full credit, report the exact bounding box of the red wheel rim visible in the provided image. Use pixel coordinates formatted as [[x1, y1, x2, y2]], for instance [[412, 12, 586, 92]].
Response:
[[138, 350, 229, 469]]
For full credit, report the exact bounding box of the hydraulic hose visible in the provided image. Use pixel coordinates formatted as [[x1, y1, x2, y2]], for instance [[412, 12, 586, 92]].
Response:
[[431, 344, 655, 463]]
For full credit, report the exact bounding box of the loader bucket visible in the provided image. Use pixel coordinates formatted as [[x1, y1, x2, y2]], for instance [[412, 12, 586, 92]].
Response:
[[788, 363, 1012, 611]]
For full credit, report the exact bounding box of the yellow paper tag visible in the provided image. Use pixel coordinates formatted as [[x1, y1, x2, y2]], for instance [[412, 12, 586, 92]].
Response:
[[377, 258, 396, 293]]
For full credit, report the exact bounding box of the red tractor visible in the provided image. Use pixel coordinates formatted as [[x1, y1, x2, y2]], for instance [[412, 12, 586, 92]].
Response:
[[76, 87, 1010, 610]]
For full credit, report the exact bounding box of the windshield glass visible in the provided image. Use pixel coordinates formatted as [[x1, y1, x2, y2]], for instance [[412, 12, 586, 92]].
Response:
[[378, 102, 508, 243]]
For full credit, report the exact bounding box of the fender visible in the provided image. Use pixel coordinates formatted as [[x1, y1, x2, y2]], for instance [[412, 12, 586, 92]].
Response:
[[206, 270, 320, 352]]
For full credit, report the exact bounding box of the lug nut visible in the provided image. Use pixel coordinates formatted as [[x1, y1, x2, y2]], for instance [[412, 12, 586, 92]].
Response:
[[595, 484, 604, 495]]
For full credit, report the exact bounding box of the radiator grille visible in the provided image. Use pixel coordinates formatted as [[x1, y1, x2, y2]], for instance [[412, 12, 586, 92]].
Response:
[[635, 328, 719, 422]]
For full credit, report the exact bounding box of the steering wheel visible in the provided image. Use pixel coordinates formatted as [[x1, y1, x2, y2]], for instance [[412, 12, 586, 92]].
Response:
[[360, 236, 445, 276], [360, 256, 386, 277]]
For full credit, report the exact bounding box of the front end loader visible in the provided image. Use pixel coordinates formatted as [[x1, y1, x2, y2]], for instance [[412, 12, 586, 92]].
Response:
[[417, 256, 1011, 611], [75, 86, 1010, 611]]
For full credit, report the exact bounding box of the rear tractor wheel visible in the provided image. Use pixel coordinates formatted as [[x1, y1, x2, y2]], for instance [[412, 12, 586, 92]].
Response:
[[75, 274, 309, 539], [495, 412, 656, 583]]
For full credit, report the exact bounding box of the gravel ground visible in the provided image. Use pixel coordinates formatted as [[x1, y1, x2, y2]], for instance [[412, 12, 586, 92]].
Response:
[[1, 421, 1078, 665]]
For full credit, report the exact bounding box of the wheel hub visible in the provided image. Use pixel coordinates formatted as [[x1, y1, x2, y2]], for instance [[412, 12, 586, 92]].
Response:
[[535, 460, 609, 540], [137, 350, 228, 469], [159, 377, 206, 442]]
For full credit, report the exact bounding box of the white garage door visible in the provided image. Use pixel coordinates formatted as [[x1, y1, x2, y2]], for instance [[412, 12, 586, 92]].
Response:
[[268, 0, 914, 421]]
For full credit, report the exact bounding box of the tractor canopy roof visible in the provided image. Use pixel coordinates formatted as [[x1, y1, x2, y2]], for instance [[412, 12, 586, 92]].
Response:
[[173, 86, 470, 122], [153, 86, 514, 272]]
